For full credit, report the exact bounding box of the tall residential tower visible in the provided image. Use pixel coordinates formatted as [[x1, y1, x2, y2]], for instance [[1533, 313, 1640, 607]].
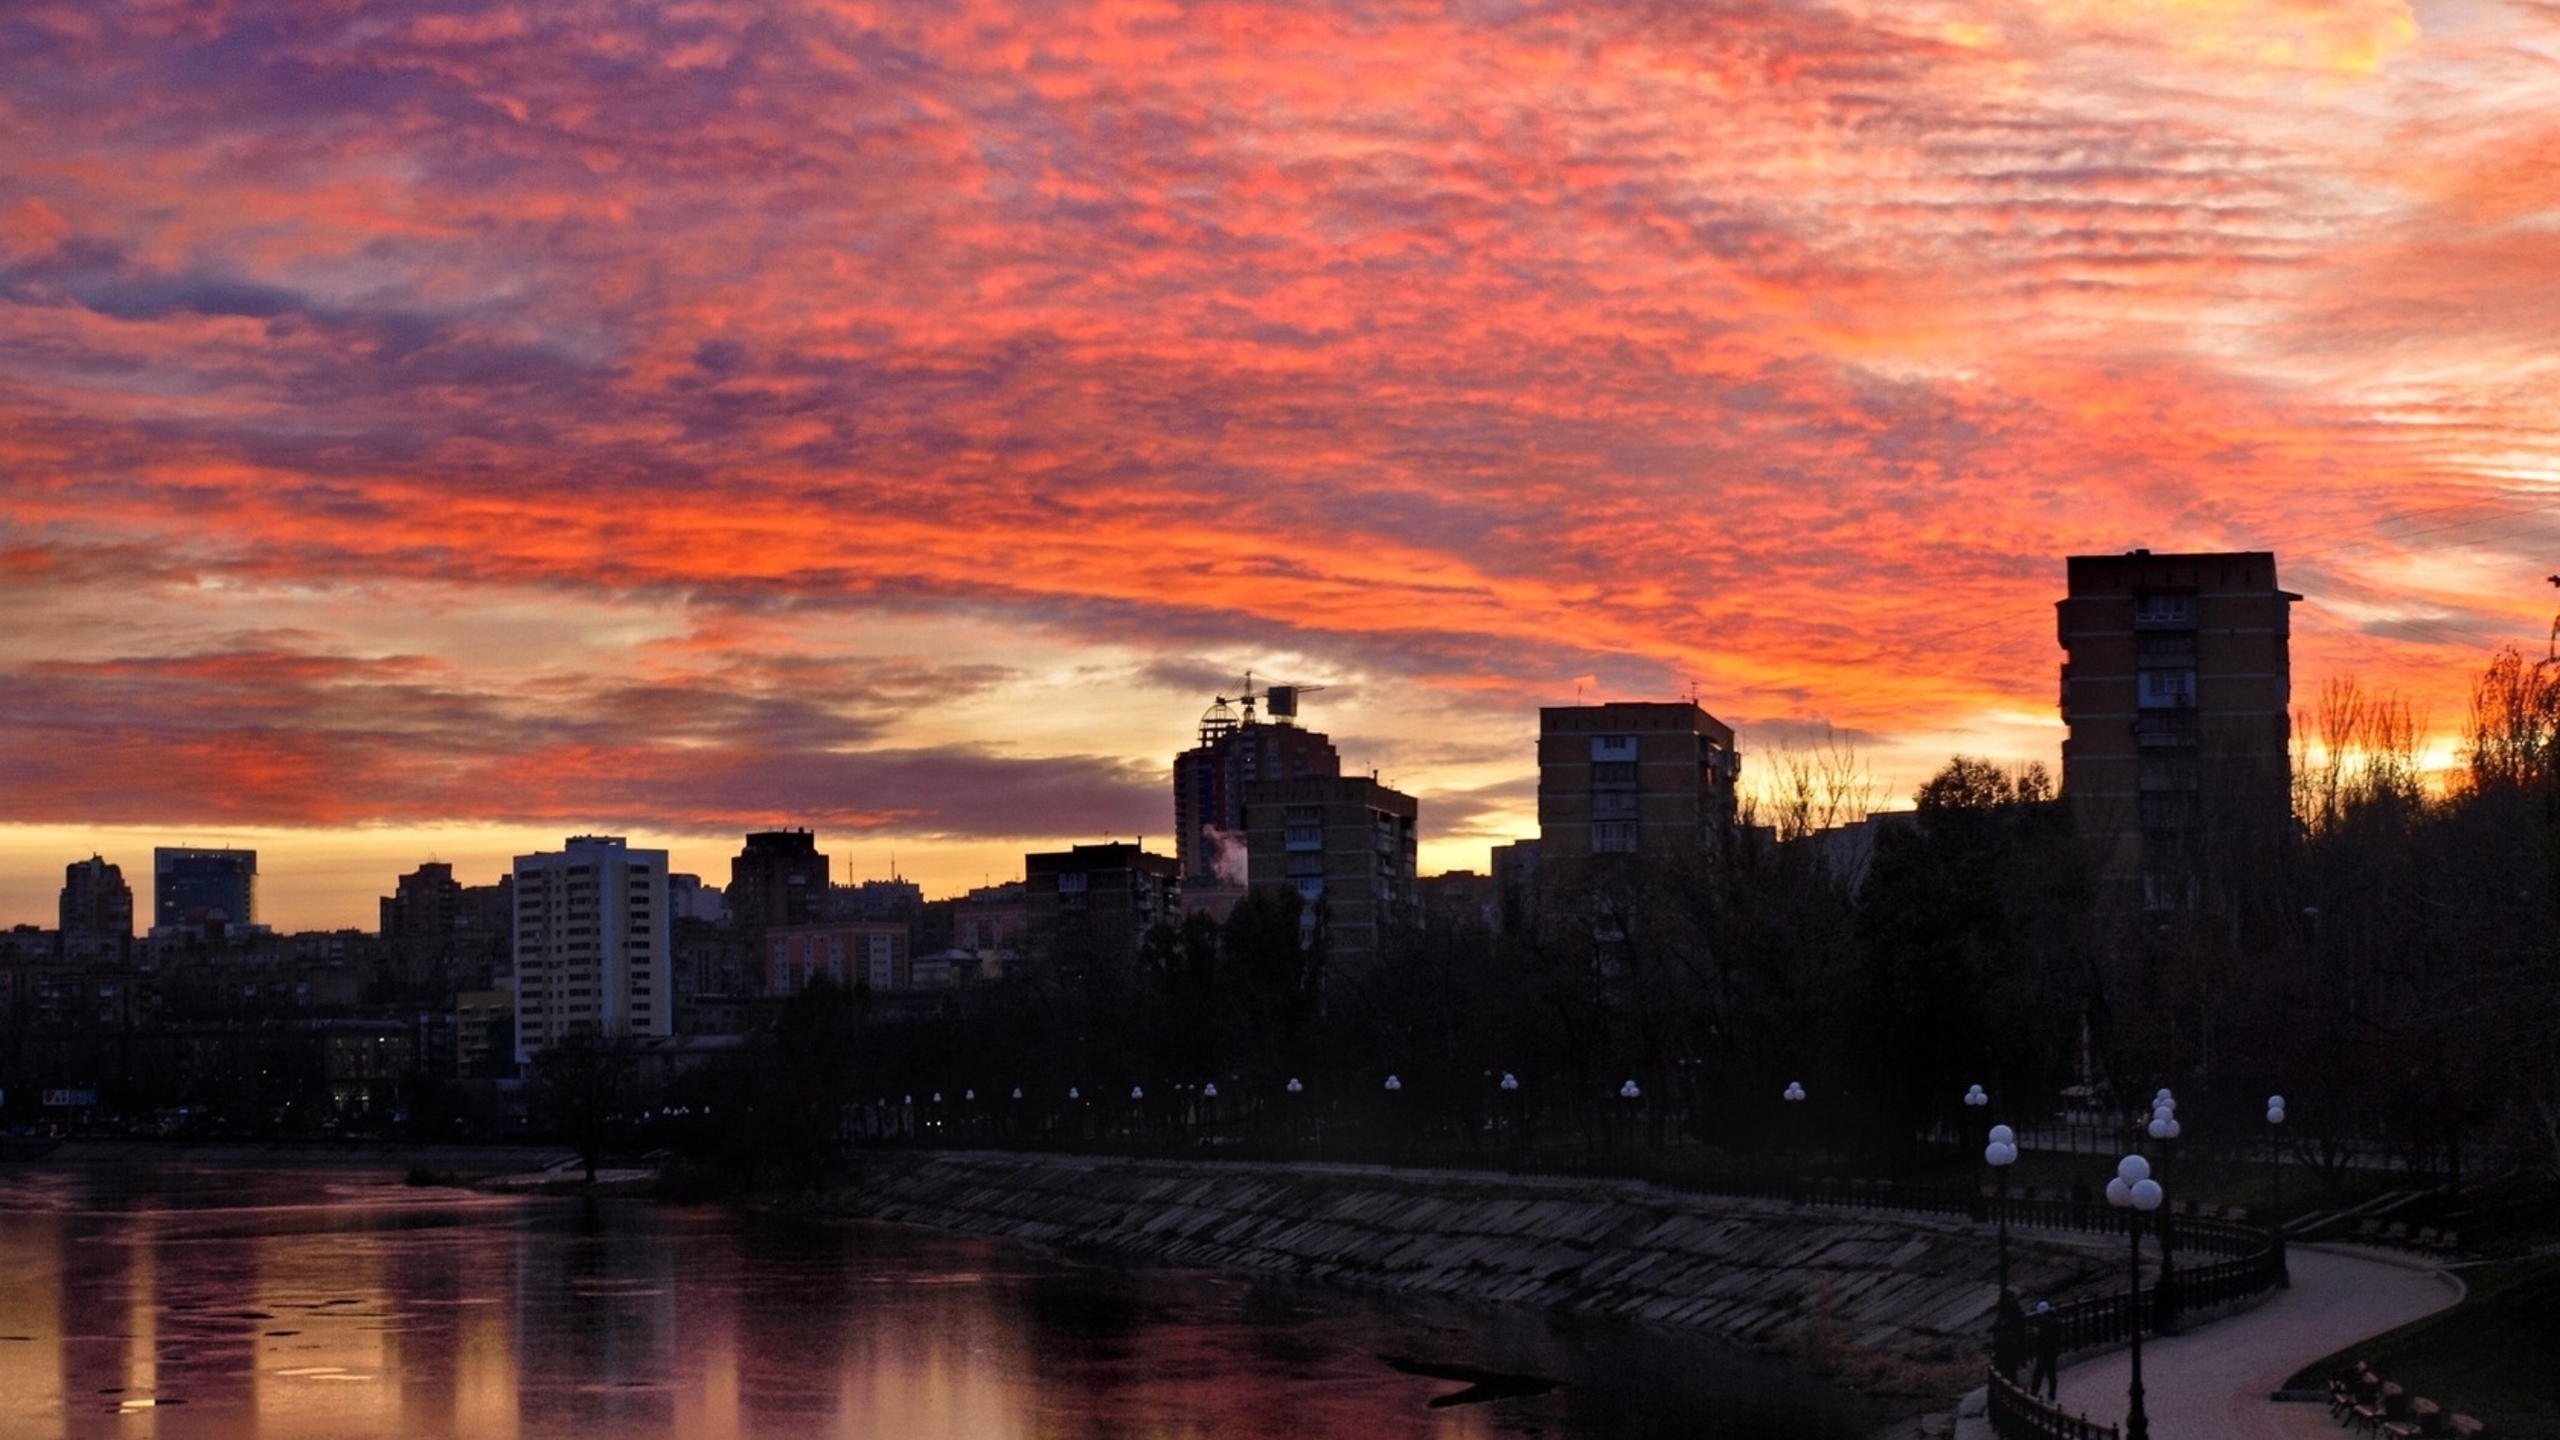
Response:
[[2057, 549, 2297, 908], [1173, 682, 1341, 890], [1536, 701, 1740, 861], [511, 835, 672, 1064]]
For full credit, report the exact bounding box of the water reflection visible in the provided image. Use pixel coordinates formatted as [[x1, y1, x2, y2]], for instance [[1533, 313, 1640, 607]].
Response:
[[0, 1165, 1872, 1440]]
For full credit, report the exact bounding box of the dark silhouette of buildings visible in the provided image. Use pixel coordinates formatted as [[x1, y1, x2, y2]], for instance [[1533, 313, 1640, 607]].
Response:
[[1536, 701, 1739, 859], [153, 847, 257, 932], [1241, 775, 1419, 975], [2058, 550, 2297, 908], [58, 855, 132, 964], [727, 830, 831, 933], [1174, 683, 1341, 891], [381, 861, 462, 938], [1024, 843, 1180, 978]]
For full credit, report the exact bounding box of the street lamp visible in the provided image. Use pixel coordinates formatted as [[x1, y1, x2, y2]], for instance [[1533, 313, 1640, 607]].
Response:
[[2105, 1154, 2164, 1440], [1986, 1124, 2019, 1296], [1986, 1123, 2021, 1377], [1783, 1081, 1808, 1171], [2266, 1093, 2287, 1213]]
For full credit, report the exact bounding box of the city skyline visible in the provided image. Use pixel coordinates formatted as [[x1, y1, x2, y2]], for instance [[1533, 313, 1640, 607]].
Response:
[[9, 2, 2560, 929]]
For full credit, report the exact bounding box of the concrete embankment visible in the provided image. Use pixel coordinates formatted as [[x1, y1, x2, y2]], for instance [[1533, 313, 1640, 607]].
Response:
[[831, 1150, 2115, 1379]]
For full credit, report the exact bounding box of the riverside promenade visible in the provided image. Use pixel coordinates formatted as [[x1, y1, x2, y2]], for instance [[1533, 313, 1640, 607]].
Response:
[[1996, 1244, 2462, 1440]]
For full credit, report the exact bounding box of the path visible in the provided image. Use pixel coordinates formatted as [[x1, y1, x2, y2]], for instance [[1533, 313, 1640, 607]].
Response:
[[2037, 1245, 2461, 1440]]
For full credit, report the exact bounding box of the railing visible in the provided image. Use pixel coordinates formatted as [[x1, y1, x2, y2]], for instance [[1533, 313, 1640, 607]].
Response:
[[1987, 1365, 2118, 1440]]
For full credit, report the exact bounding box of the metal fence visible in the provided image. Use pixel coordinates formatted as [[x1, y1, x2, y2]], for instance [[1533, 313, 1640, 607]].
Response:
[[1986, 1365, 2119, 1440]]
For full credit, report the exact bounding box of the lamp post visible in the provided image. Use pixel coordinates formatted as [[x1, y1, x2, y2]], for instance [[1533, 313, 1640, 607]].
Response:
[[2267, 1092, 2290, 1288], [1619, 1079, 1642, 1155], [1986, 1124, 2019, 1296], [1783, 1081, 1807, 1175], [1986, 1123, 2021, 1377], [1499, 1071, 1522, 1165], [2105, 1154, 2164, 1440], [1964, 1084, 1990, 1215], [2266, 1093, 2287, 1214]]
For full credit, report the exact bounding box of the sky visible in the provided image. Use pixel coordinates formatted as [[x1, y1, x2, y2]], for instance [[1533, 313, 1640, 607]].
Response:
[[5, 0, 2559, 931]]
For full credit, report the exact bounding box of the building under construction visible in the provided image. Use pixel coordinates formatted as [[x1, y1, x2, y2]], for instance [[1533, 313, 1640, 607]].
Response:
[[1172, 678, 1341, 895]]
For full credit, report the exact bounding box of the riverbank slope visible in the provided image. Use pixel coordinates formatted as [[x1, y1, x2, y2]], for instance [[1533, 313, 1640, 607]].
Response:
[[829, 1149, 2116, 1404]]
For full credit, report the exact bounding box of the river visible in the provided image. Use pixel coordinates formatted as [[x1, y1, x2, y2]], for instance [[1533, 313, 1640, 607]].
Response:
[[0, 1161, 1875, 1439]]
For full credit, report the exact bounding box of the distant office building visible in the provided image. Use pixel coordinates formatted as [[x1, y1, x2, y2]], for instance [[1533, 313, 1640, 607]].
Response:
[[59, 855, 133, 963], [511, 835, 672, 1064], [1414, 870, 1496, 931], [828, 876, 925, 922], [954, 882, 1025, 953], [1023, 843, 1180, 978], [727, 830, 830, 934], [154, 847, 257, 930], [668, 872, 728, 924], [767, 919, 915, 993], [380, 861, 462, 938], [1536, 702, 1740, 860], [457, 877, 514, 938], [1174, 683, 1342, 889], [2058, 549, 2298, 908], [455, 988, 515, 1079], [1242, 776, 1420, 972]]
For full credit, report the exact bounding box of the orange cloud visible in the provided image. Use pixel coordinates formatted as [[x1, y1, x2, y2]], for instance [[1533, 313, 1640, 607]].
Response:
[[3, 0, 2557, 923]]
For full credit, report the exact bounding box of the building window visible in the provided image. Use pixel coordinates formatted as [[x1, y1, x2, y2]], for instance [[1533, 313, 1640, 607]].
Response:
[[1590, 761, 1637, 784], [2137, 669, 2195, 709], [2133, 594, 2195, 629], [1056, 872, 1088, 894], [1591, 789, 1638, 819], [1591, 822, 1638, 853], [1591, 735, 1638, 761]]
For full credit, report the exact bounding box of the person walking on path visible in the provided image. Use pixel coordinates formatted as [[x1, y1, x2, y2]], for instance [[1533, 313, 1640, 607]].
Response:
[[2030, 1301, 2060, 1399]]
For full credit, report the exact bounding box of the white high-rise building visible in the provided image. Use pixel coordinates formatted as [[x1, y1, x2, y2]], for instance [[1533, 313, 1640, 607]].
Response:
[[512, 835, 671, 1064]]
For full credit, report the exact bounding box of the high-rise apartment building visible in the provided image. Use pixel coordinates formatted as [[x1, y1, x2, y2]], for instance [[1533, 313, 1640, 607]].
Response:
[[1241, 775, 1420, 974], [511, 835, 671, 1064], [2057, 549, 2297, 908], [59, 855, 133, 963], [726, 830, 830, 933], [1536, 702, 1740, 860], [153, 847, 257, 930], [1023, 843, 1180, 978], [381, 861, 463, 938], [1173, 684, 1341, 889]]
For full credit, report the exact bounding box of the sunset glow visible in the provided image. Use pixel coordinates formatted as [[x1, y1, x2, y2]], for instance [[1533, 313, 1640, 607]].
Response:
[[6, 0, 2558, 927]]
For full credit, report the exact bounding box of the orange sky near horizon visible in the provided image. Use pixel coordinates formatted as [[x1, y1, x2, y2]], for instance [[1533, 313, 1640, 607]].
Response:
[[5, 0, 2559, 930]]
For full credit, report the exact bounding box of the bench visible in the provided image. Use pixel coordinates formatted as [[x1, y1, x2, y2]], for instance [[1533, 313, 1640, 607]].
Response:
[[2355, 1381, 2406, 1435], [2383, 1397, 2441, 1439], [2330, 1364, 2377, 1425]]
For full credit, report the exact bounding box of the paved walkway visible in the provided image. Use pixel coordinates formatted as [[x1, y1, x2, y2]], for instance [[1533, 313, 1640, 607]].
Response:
[[2036, 1245, 2461, 1440]]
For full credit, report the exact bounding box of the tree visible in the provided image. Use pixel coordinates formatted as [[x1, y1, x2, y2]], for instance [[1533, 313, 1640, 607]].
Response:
[[532, 1029, 644, 1183]]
